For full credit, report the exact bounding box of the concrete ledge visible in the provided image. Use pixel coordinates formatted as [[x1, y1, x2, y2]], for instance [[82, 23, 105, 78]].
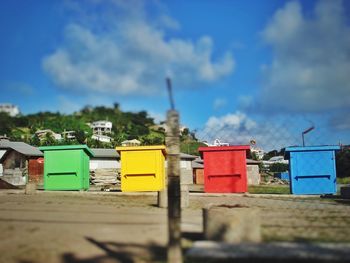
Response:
[[0, 189, 325, 199], [203, 206, 261, 243], [186, 241, 350, 262]]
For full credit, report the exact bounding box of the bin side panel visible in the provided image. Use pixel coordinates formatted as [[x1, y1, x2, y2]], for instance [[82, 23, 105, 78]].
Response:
[[290, 151, 336, 195], [82, 151, 90, 190], [121, 150, 165, 192], [204, 150, 247, 193], [44, 150, 83, 190]]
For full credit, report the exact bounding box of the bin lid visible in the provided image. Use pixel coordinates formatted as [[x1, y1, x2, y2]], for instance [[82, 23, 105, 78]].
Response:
[[116, 145, 166, 156], [39, 145, 94, 157], [284, 145, 340, 159], [285, 145, 340, 152], [198, 145, 250, 158]]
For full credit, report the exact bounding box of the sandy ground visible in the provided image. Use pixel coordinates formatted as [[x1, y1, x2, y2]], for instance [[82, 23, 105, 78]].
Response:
[[0, 190, 349, 263], [0, 191, 200, 263]]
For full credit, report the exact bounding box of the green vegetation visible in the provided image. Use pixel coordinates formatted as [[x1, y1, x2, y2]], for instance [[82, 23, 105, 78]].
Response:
[[0, 103, 200, 149], [337, 177, 350, 184], [180, 141, 206, 156], [269, 163, 289, 173], [336, 147, 350, 178], [262, 149, 285, 160], [248, 185, 290, 194]]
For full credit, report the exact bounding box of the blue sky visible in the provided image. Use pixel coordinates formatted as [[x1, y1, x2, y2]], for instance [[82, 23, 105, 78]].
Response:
[[1, 0, 350, 149]]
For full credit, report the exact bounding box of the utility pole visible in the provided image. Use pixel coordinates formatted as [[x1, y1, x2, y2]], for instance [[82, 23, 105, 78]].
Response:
[[166, 78, 182, 263]]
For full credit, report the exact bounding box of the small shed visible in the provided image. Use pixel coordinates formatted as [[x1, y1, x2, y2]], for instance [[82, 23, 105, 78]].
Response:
[[90, 148, 120, 186], [285, 145, 340, 195], [179, 153, 197, 185], [116, 145, 166, 192], [0, 140, 43, 186], [40, 145, 94, 191], [90, 148, 120, 170], [247, 159, 261, 185], [0, 149, 6, 176], [199, 145, 250, 193], [192, 158, 204, 184]]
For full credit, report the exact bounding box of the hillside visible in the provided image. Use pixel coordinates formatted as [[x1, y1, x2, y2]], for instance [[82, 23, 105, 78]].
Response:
[[0, 103, 203, 155]]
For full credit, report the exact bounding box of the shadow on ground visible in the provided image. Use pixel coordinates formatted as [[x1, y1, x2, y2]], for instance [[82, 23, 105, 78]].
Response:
[[182, 231, 204, 242], [320, 195, 350, 206], [61, 237, 166, 263]]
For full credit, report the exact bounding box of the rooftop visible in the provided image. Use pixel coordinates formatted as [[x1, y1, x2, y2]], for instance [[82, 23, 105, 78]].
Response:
[[0, 140, 43, 158], [91, 148, 119, 159]]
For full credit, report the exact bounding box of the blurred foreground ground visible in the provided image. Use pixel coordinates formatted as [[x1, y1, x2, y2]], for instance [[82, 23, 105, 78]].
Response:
[[0, 190, 349, 263]]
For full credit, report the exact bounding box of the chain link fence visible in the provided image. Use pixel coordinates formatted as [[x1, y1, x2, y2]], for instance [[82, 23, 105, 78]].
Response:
[[190, 114, 350, 243]]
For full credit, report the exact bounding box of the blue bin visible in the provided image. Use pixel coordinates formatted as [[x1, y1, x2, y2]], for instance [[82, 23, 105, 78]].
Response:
[[275, 172, 290, 181], [285, 146, 340, 195]]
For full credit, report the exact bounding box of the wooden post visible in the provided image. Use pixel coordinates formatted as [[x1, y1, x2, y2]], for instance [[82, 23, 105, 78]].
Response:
[[167, 109, 182, 263]]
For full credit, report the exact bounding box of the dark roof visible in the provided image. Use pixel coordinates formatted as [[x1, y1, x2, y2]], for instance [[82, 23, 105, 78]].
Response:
[[192, 157, 204, 169], [0, 140, 43, 157], [193, 157, 203, 163], [246, 158, 261, 165], [192, 161, 204, 169], [90, 149, 197, 160], [180, 153, 197, 160], [91, 148, 119, 159]]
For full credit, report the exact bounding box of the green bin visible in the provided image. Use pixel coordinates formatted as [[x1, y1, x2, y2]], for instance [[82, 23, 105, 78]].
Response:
[[39, 145, 94, 191]]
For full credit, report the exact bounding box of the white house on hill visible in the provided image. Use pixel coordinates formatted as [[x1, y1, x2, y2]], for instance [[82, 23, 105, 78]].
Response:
[[0, 103, 20, 117]]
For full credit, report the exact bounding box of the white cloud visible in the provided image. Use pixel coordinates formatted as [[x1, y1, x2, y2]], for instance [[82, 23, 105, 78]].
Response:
[[43, 1, 234, 96], [213, 98, 227, 110], [198, 111, 257, 145], [158, 15, 180, 30], [197, 111, 304, 151], [206, 112, 257, 131], [260, 0, 350, 113], [148, 111, 165, 124]]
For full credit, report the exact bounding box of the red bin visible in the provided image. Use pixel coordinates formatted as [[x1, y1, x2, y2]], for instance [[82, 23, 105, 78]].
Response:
[[198, 146, 250, 193]]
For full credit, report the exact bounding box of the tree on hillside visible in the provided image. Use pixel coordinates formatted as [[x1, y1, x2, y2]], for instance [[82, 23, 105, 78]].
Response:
[[2, 103, 206, 150], [263, 149, 285, 160], [336, 146, 350, 178], [0, 113, 13, 136], [30, 134, 41, 146], [42, 132, 56, 146], [180, 141, 207, 156]]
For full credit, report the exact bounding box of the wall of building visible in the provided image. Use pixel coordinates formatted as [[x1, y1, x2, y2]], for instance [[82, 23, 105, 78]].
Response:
[[0, 150, 5, 176], [194, 168, 204, 184], [180, 160, 194, 184], [1, 151, 27, 186], [28, 158, 44, 185], [89, 158, 194, 184], [247, 164, 260, 185], [90, 159, 120, 170]]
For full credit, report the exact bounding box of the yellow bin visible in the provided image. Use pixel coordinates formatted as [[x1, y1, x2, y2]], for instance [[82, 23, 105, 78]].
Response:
[[116, 145, 166, 192]]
